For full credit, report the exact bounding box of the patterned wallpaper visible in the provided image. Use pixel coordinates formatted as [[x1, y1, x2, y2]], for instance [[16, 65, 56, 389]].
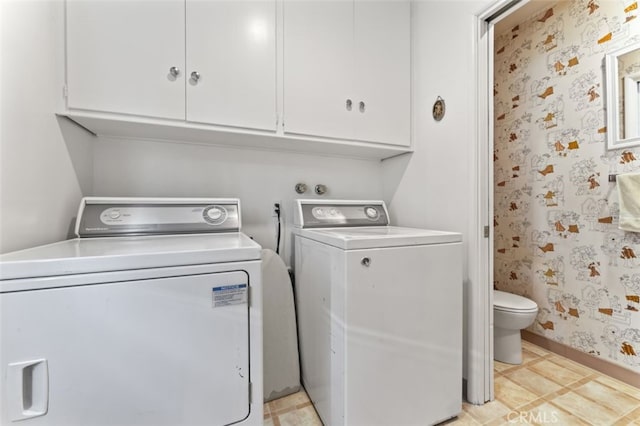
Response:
[[494, 0, 640, 372]]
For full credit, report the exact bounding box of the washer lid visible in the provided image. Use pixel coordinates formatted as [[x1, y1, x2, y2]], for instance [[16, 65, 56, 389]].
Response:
[[0, 233, 261, 281], [494, 290, 538, 312], [296, 226, 462, 250]]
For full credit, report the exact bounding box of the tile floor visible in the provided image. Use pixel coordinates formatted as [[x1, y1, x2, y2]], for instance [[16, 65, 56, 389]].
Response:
[[264, 389, 322, 426], [264, 340, 640, 425]]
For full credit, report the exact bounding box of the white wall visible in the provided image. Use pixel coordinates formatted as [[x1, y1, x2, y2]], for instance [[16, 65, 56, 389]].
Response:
[[0, 0, 94, 254], [92, 137, 384, 265], [382, 0, 494, 388], [384, 0, 492, 260]]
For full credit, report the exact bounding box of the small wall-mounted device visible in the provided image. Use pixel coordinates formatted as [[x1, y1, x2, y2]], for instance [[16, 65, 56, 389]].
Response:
[[433, 96, 445, 121]]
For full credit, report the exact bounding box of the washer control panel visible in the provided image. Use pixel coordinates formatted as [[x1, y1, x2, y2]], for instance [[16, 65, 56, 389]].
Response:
[[297, 200, 389, 228], [76, 198, 240, 237]]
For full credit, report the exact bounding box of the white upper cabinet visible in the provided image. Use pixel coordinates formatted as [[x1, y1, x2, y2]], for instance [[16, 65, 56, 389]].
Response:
[[283, 0, 411, 147], [66, 0, 186, 120], [353, 1, 410, 145], [186, 1, 276, 131], [66, 0, 276, 130], [63, 0, 412, 159], [283, 0, 354, 140]]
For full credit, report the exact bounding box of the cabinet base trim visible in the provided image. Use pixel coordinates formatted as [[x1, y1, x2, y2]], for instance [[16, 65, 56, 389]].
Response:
[[59, 111, 412, 161]]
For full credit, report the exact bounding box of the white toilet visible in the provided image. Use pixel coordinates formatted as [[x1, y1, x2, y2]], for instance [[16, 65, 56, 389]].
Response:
[[494, 290, 538, 364]]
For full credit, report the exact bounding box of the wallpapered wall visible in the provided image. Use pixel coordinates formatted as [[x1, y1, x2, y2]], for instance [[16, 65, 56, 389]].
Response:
[[494, 0, 640, 372]]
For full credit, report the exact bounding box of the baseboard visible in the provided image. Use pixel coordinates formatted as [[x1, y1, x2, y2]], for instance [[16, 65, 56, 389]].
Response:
[[522, 330, 640, 388]]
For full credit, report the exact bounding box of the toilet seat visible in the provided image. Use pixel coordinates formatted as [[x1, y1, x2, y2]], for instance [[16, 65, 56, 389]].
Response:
[[494, 290, 538, 313]]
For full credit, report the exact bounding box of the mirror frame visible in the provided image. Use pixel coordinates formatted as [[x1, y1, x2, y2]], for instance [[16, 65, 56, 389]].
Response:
[[605, 43, 640, 151]]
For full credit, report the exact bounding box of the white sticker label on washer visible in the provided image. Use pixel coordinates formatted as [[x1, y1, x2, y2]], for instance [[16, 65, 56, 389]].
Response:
[[212, 284, 247, 307]]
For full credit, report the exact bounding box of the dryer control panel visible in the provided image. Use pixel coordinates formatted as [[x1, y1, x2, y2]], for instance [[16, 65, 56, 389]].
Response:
[[295, 200, 390, 228], [75, 197, 241, 237]]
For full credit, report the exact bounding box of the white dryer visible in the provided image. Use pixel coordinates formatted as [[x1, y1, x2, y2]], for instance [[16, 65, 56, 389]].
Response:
[[0, 197, 262, 426], [293, 199, 463, 426]]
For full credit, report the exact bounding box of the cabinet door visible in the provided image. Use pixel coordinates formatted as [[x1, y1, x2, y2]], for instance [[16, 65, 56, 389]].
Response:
[[283, 0, 354, 139], [66, 0, 185, 119], [354, 1, 411, 146], [186, 1, 276, 131]]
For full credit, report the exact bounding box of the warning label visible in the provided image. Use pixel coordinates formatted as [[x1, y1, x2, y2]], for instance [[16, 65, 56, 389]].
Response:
[[212, 284, 248, 308]]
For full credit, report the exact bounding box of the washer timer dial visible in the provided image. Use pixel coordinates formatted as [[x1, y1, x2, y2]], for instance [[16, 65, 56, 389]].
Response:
[[203, 205, 227, 225], [364, 206, 380, 220]]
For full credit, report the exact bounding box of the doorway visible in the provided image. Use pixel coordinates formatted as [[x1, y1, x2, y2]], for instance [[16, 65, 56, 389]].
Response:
[[472, 0, 547, 405]]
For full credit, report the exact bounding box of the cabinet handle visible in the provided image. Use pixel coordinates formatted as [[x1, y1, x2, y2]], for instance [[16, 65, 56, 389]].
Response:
[[190, 71, 201, 82], [7, 359, 49, 421], [169, 66, 180, 78], [359, 101, 366, 113], [346, 99, 352, 111]]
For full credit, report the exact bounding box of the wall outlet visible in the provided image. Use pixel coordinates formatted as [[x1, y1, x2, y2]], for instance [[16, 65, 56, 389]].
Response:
[[272, 201, 282, 218]]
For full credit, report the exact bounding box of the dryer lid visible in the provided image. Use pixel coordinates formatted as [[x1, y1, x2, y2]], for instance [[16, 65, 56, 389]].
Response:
[[0, 232, 261, 283], [494, 290, 538, 312]]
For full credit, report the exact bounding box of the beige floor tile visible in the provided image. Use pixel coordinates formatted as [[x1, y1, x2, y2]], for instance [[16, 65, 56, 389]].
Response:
[[612, 417, 636, 426], [463, 399, 511, 424], [525, 401, 589, 426], [445, 410, 482, 425], [268, 391, 311, 414], [626, 406, 640, 421], [278, 405, 322, 426], [494, 376, 539, 409], [528, 359, 585, 386], [546, 355, 597, 377], [494, 360, 516, 374], [484, 415, 517, 426], [595, 375, 640, 400], [550, 391, 620, 425], [521, 349, 543, 365], [263, 417, 275, 426], [574, 379, 640, 416], [277, 410, 303, 426], [522, 341, 551, 357], [297, 405, 322, 426], [506, 367, 563, 397]]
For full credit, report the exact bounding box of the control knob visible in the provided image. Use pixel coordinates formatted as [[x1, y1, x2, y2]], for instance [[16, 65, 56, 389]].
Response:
[[203, 206, 227, 224], [364, 207, 379, 220]]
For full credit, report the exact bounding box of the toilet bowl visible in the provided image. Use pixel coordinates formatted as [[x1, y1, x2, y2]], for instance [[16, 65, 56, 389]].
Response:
[[494, 290, 538, 364]]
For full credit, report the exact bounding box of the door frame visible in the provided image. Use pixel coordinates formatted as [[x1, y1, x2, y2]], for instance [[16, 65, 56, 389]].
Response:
[[470, 0, 528, 405]]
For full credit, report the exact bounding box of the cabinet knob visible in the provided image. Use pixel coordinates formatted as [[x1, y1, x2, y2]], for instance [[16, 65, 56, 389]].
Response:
[[346, 99, 352, 111], [190, 71, 201, 82], [359, 101, 366, 113], [169, 66, 180, 78], [314, 184, 327, 195]]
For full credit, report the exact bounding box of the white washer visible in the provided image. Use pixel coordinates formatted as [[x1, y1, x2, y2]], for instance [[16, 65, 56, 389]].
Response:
[[293, 199, 463, 426], [0, 197, 262, 426]]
